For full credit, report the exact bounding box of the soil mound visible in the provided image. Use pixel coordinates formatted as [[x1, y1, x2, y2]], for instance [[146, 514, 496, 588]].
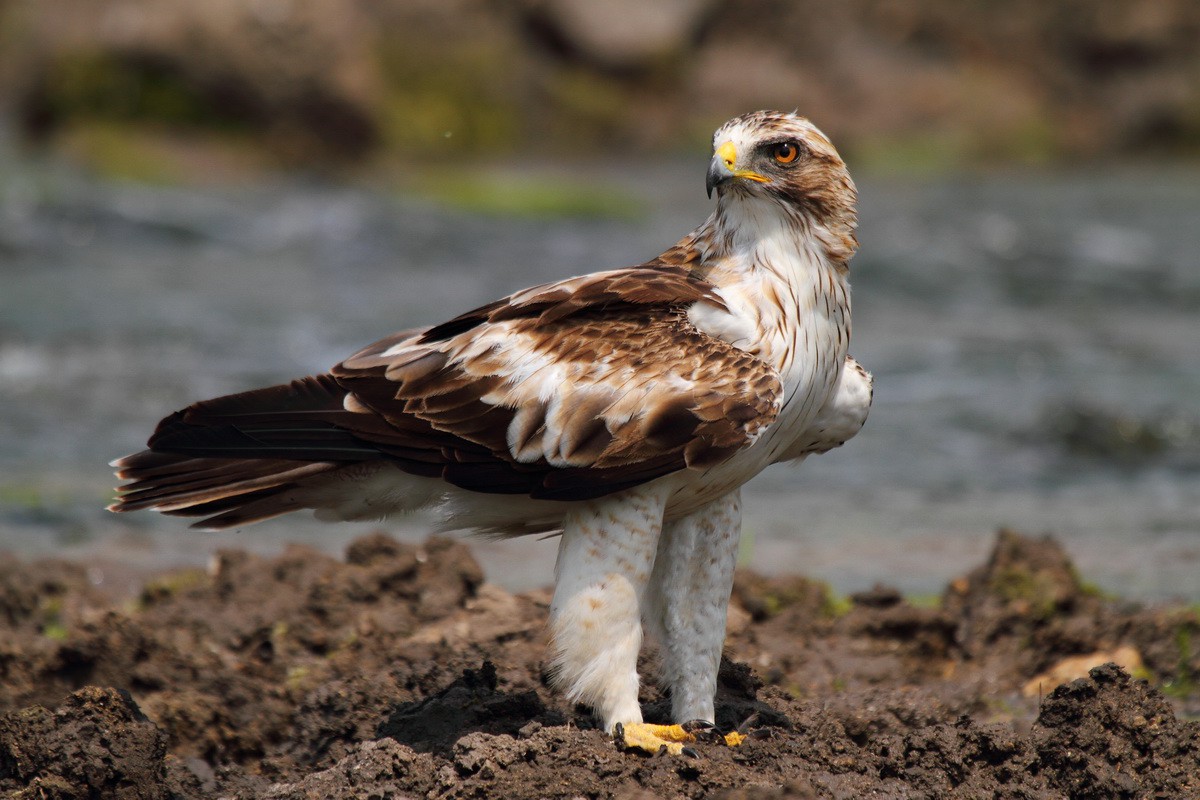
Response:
[[0, 529, 1196, 798]]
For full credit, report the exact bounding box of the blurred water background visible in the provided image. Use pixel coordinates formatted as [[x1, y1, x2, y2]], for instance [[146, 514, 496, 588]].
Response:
[[2, 136, 1196, 600], [2, 1, 1200, 599]]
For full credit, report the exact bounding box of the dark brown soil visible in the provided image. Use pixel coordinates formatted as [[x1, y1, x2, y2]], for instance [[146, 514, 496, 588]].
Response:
[[1, 529, 1197, 799]]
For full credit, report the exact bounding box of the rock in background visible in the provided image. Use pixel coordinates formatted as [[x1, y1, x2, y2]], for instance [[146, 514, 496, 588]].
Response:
[[1, 0, 1199, 167]]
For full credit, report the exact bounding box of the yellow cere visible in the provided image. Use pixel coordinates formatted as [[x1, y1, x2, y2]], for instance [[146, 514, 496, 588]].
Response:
[[715, 140, 770, 183], [716, 140, 738, 169]]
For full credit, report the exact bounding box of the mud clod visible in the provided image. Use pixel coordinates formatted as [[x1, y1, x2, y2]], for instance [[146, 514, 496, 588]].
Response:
[[1034, 663, 1200, 799], [0, 686, 167, 799]]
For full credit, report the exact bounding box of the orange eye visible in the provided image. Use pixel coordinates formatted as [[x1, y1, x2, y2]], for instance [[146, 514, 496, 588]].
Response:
[[773, 142, 800, 164]]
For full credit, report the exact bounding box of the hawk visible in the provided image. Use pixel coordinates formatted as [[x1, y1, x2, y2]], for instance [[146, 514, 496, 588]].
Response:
[[109, 110, 872, 755]]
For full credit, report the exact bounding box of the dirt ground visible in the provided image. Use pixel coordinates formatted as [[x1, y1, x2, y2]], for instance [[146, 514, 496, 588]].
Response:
[[0, 529, 1196, 799]]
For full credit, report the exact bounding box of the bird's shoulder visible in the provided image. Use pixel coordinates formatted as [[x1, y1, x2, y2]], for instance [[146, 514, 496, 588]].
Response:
[[414, 257, 727, 343]]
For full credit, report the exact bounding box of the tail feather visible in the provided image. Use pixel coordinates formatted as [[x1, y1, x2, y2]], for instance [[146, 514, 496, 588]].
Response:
[[110, 457, 335, 514], [185, 493, 309, 530], [143, 374, 381, 461], [109, 375, 370, 527]]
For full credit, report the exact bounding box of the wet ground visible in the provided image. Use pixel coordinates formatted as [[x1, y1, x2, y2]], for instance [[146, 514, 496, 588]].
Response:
[[1, 529, 1196, 799]]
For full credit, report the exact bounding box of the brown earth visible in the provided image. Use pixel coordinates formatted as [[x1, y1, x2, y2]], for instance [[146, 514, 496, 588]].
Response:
[[0, 529, 1197, 799]]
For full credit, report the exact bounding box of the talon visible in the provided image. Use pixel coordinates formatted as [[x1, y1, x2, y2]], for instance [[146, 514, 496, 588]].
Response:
[[681, 746, 700, 759], [681, 718, 720, 742]]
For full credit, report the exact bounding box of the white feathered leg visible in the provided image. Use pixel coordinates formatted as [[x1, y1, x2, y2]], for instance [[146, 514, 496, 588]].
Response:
[[644, 489, 741, 724], [548, 483, 669, 731]]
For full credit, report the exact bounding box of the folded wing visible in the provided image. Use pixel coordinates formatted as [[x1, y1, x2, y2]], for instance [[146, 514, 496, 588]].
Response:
[[110, 266, 782, 527]]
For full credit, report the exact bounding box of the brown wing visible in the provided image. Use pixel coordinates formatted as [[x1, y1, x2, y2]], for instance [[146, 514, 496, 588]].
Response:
[[110, 265, 780, 524], [331, 303, 781, 501]]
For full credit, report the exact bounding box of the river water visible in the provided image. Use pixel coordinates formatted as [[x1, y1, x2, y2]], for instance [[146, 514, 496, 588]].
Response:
[[2, 140, 1197, 600]]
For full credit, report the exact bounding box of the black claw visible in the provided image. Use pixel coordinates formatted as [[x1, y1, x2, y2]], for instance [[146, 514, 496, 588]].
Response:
[[686, 719, 723, 744], [681, 746, 701, 759], [613, 721, 626, 749]]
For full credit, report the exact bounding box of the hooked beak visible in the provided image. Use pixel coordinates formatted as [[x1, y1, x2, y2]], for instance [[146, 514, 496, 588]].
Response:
[[706, 140, 769, 198], [706, 153, 732, 198], [706, 141, 735, 198]]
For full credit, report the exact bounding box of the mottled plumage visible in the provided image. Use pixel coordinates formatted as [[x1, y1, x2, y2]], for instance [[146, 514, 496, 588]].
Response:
[[110, 111, 872, 752]]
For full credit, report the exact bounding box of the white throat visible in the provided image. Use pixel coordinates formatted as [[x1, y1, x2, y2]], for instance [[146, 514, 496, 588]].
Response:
[[689, 194, 850, 379]]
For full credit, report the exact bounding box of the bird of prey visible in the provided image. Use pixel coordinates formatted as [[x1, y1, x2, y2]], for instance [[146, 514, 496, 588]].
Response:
[[109, 110, 872, 755]]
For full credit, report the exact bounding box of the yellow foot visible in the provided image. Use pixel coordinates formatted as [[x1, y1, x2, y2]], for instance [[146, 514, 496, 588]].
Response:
[[614, 719, 755, 756], [724, 729, 748, 747], [613, 722, 701, 757]]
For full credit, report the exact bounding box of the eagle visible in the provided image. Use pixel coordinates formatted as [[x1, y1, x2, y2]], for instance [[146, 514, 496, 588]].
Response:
[[109, 110, 872, 755]]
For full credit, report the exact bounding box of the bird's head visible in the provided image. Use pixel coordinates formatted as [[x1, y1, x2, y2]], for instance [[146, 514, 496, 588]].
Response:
[[706, 111, 857, 257]]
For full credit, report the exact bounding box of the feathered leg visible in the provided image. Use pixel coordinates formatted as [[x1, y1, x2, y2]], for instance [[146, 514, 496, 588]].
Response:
[[548, 483, 669, 730], [608, 489, 746, 754], [645, 489, 741, 724]]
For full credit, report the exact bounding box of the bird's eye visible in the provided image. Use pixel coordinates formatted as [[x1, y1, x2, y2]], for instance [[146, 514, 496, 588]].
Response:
[[772, 142, 800, 165]]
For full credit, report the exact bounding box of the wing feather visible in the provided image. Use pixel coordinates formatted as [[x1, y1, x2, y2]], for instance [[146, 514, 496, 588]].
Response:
[[112, 264, 782, 517], [331, 300, 782, 499]]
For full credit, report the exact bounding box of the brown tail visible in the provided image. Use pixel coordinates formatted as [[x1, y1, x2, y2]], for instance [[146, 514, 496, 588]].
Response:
[[108, 375, 377, 529]]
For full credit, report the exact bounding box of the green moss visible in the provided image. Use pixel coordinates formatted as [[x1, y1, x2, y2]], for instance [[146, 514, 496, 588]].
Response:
[[1161, 623, 1197, 699], [139, 567, 209, 607], [63, 121, 285, 184], [0, 482, 72, 510], [414, 171, 643, 220], [993, 115, 1059, 164], [38, 596, 68, 640], [1130, 664, 1156, 684], [980, 695, 1021, 720], [821, 589, 854, 620], [849, 111, 1060, 174], [285, 665, 311, 692], [56, 122, 184, 183], [41, 622, 69, 641], [1077, 579, 1113, 601], [847, 131, 969, 175], [29, 50, 283, 181], [745, 577, 848, 620], [375, 36, 522, 157], [540, 68, 630, 142], [905, 594, 943, 609], [39, 51, 251, 131], [757, 593, 783, 618], [989, 566, 1061, 620]]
